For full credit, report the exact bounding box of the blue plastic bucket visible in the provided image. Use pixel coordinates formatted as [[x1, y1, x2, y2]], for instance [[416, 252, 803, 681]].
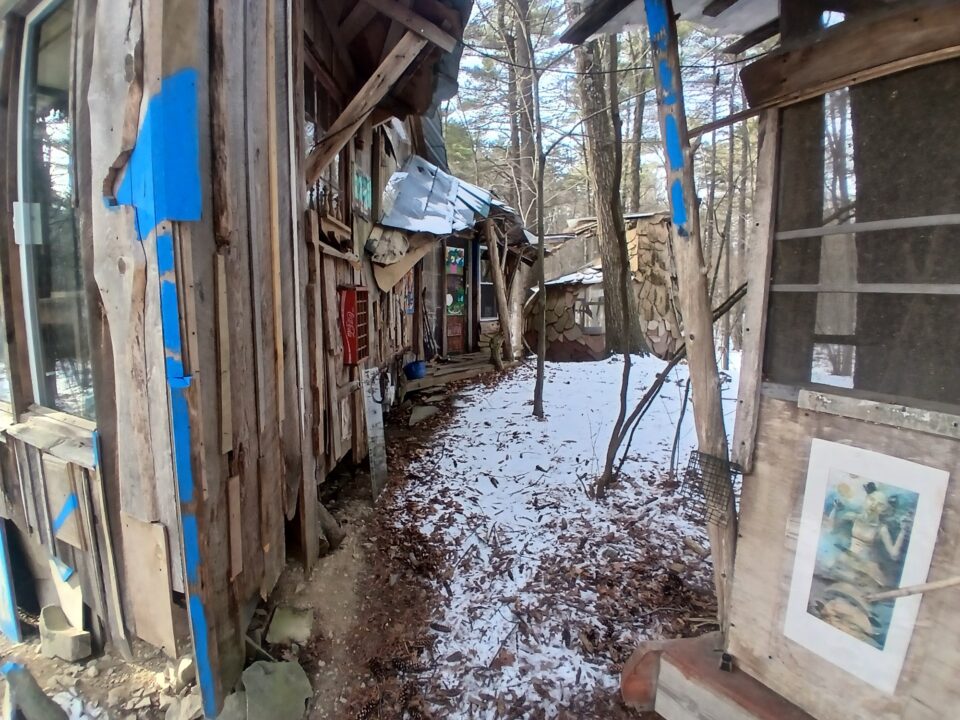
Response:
[[403, 360, 427, 380]]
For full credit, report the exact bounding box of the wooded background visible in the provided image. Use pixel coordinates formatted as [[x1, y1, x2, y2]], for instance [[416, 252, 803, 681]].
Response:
[[443, 0, 766, 361]]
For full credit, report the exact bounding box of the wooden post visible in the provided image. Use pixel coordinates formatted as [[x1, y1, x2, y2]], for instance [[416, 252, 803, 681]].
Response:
[[643, 0, 737, 645], [731, 109, 779, 474], [484, 220, 515, 360]]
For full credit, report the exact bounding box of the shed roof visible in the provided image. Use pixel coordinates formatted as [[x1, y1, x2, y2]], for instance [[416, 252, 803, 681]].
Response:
[[379, 155, 520, 237], [546, 263, 604, 287], [560, 0, 778, 46]]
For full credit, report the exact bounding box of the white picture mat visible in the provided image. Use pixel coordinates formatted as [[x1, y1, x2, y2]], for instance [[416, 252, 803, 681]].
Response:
[[783, 439, 949, 694]]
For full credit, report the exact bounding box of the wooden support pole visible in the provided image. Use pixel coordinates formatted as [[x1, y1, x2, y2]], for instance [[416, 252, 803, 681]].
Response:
[[643, 0, 737, 645], [304, 31, 426, 187], [730, 109, 778, 474], [485, 220, 515, 361]]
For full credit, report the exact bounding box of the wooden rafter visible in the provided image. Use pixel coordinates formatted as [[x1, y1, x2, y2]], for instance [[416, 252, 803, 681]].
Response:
[[340, 3, 377, 43], [314, 0, 357, 87], [362, 0, 457, 52], [304, 30, 427, 186]]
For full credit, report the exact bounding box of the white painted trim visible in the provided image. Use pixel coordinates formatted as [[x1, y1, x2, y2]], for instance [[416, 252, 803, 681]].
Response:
[[776, 214, 960, 240], [799, 389, 960, 440]]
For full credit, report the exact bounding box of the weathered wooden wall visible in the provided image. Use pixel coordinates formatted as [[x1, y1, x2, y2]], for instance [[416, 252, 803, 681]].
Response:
[[729, 393, 960, 720]]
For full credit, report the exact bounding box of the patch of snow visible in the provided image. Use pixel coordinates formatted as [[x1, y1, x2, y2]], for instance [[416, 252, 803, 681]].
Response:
[[386, 354, 740, 716]]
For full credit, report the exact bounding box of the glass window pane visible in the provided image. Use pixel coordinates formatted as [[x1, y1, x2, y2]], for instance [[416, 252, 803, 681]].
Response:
[[480, 283, 496, 320], [22, 0, 94, 419]]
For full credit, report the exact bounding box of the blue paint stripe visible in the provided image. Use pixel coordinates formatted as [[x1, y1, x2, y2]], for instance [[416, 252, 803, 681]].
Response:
[[671, 179, 689, 235], [0, 523, 22, 642], [645, 0, 670, 51], [157, 233, 185, 379], [181, 513, 201, 585], [189, 594, 217, 719], [53, 557, 75, 582], [665, 115, 684, 171], [52, 494, 79, 534], [659, 58, 676, 105], [170, 377, 195, 504], [115, 68, 202, 243]]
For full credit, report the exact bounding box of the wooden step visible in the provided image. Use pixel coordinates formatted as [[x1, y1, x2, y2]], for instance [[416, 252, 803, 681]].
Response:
[[654, 634, 814, 720]]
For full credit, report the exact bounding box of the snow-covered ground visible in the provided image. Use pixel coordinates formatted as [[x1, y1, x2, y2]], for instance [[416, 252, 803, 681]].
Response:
[[384, 354, 740, 717]]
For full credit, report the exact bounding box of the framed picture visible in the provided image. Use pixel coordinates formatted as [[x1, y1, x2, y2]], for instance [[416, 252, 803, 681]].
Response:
[[784, 439, 949, 694]]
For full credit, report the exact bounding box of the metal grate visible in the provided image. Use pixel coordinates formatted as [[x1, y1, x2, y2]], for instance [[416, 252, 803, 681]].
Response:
[[680, 451, 741, 526]]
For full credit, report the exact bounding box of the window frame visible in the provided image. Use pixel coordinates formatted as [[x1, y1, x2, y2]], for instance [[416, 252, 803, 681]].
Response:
[[765, 75, 960, 410], [478, 247, 498, 322], [13, 0, 94, 420]]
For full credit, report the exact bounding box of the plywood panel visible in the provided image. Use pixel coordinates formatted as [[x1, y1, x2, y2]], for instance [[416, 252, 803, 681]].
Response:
[[729, 394, 960, 720]]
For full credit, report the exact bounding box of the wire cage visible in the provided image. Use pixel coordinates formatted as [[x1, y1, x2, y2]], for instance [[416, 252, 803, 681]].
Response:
[[679, 450, 741, 526]]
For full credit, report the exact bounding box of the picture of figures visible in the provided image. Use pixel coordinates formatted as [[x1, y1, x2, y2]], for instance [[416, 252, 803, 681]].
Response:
[[806, 473, 918, 650], [784, 440, 948, 694]]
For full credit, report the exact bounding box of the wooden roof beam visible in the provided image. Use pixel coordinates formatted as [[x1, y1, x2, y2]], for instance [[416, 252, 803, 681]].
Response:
[[304, 30, 427, 186], [362, 0, 457, 53], [722, 18, 778, 54], [340, 3, 378, 43]]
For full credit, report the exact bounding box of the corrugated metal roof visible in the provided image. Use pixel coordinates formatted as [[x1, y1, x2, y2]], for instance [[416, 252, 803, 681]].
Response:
[[546, 264, 604, 287], [379, 155, 501, 236]]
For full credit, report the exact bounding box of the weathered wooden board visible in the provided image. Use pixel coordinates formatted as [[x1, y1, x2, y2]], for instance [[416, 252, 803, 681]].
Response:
[[741, 3, 960, 109], [728, 394, 960, 720], [362, 368, 387, 498], [246, 0, 285, 599], [731, 109, 779, 473], [42, 455, 84, 550], [211, 0, 264, 601], [120, 513, 177, 656]]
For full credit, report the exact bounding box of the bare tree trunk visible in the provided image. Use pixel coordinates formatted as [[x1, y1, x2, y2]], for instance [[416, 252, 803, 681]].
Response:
[[499, 0, 522, 212], [720, 68, 736, 371], [596, 34, 636, 498], [568, 22, 641, 353], [626, 33, 648, 212], [515, 0, 537, 228], [733, 83, 749, 351], [704, 59, 720, 277]]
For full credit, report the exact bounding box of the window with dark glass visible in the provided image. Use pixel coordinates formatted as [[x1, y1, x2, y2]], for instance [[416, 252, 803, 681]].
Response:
[[15, 0, 94, 419], [764, 59, 960, 408], [479, 248, 497, 321]]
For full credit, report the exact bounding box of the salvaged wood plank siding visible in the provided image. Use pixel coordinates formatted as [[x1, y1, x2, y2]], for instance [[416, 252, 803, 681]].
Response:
[[211, 0, 265, 601], [0, 0, 474, 712], [729, 395, 960, 720]]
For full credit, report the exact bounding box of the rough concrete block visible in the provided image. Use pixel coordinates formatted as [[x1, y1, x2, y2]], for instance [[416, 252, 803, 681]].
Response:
[[39, 606, 91, 663]]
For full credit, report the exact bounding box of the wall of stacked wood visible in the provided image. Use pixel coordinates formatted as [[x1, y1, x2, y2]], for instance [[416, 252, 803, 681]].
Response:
[[0, 0, 423, 713], [626, 215, 682, 358]]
